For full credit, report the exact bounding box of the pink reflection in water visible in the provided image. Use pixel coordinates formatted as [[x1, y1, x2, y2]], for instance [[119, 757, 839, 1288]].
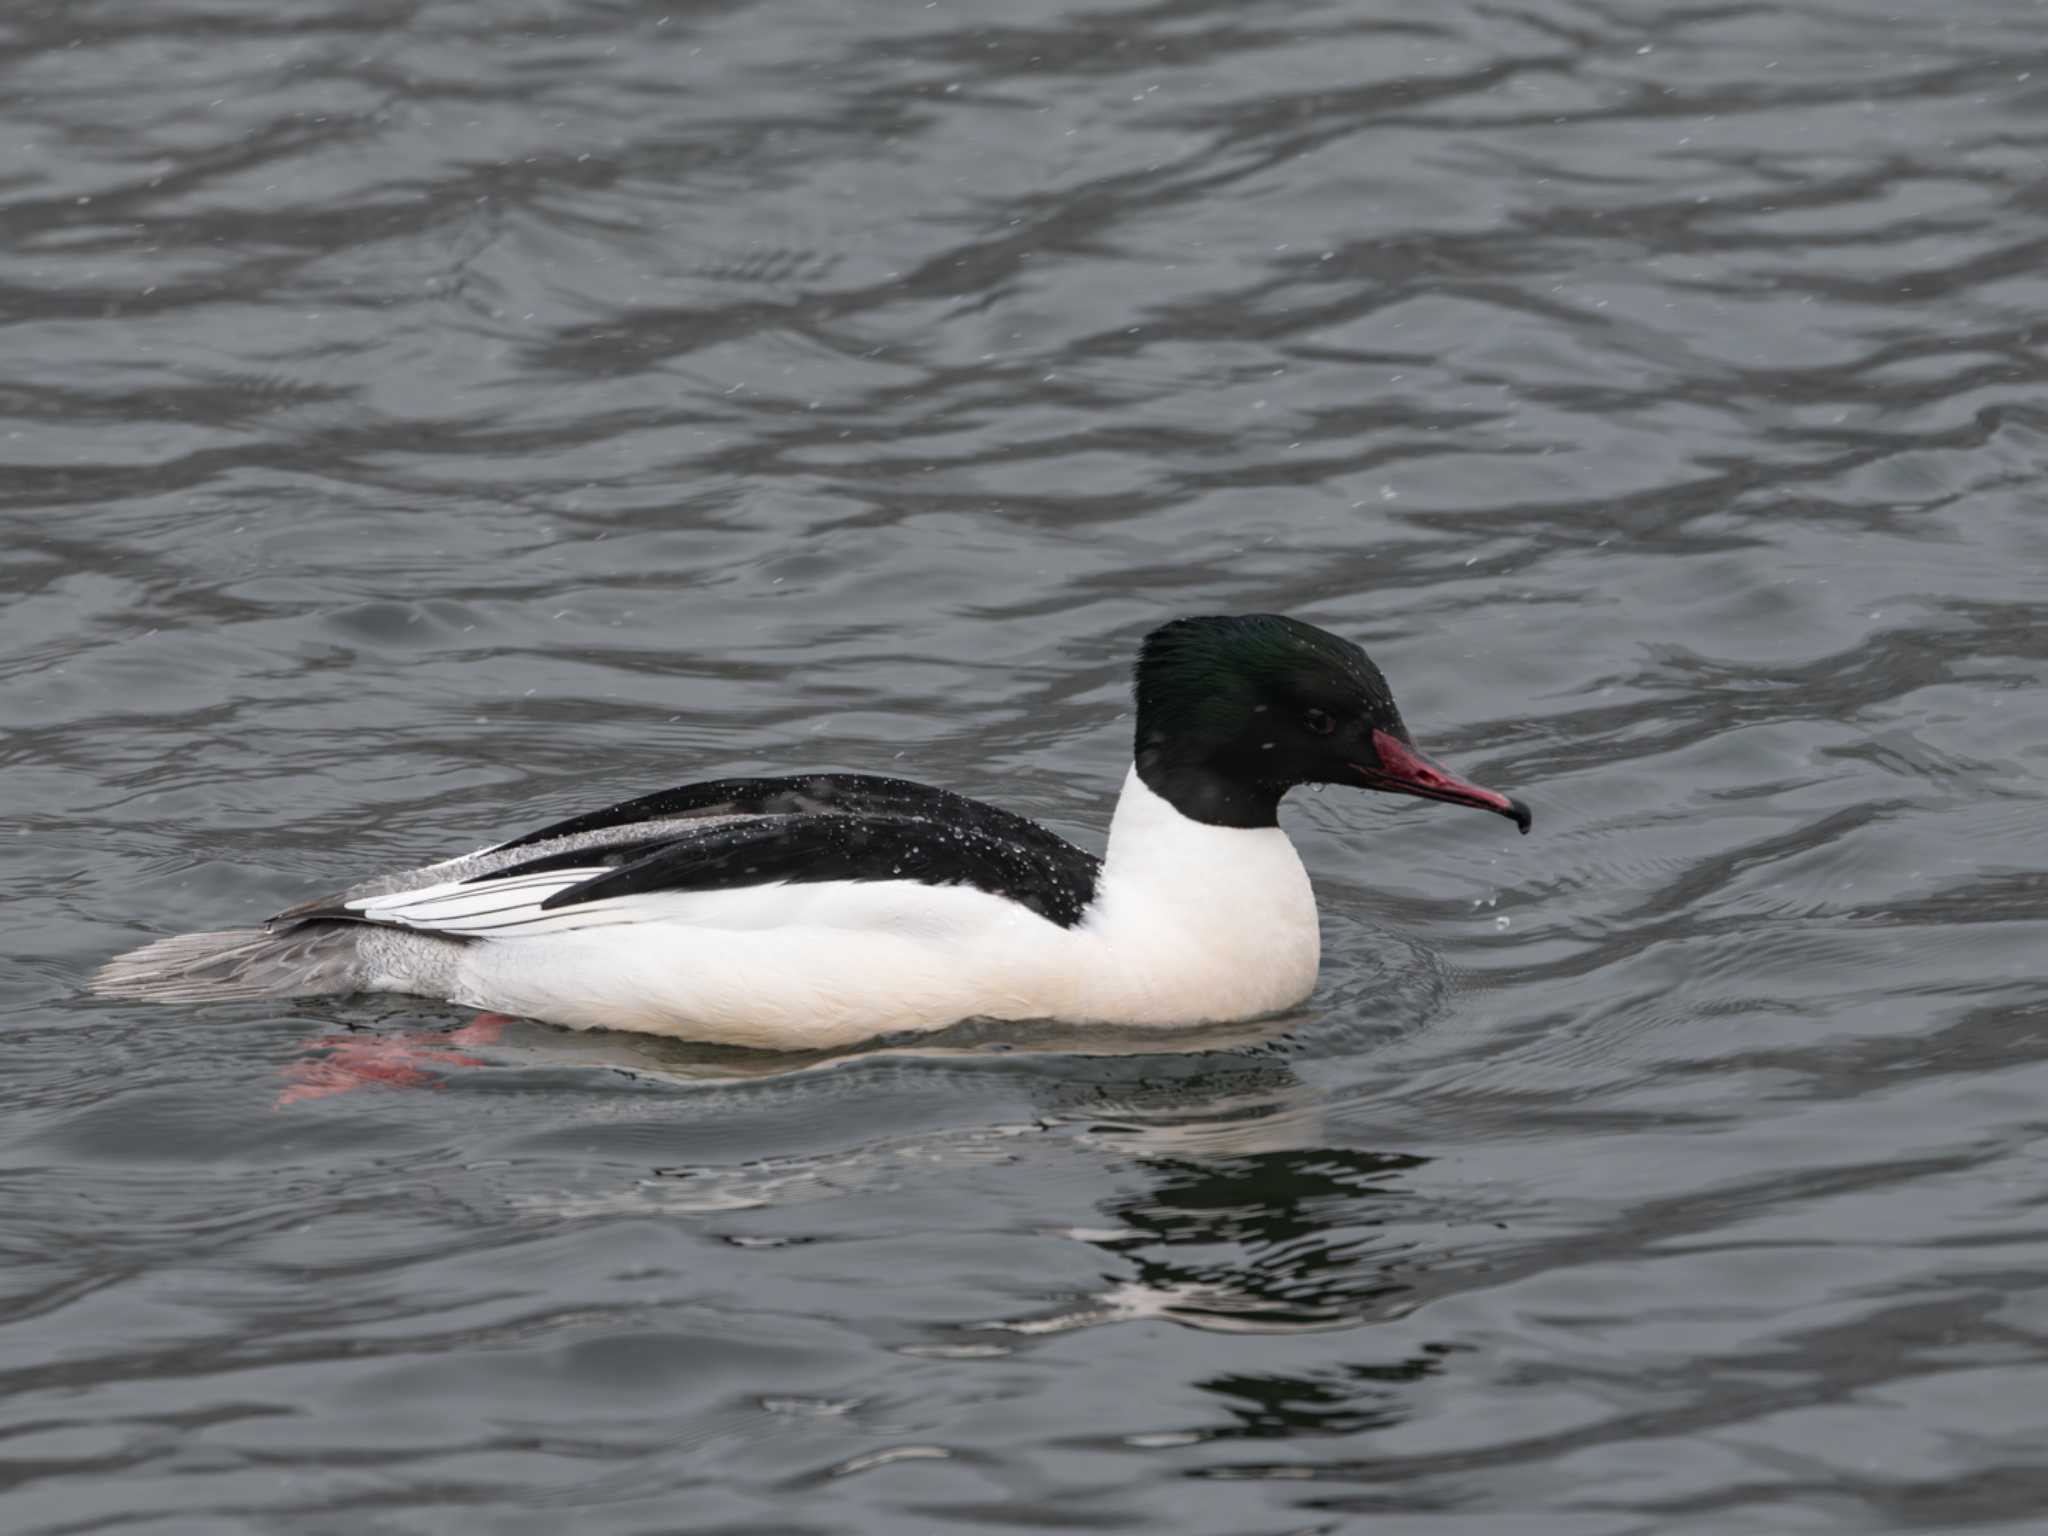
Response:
[[276, 1013, 511, 1106]]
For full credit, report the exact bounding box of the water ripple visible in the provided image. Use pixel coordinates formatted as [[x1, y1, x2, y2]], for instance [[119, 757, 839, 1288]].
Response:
[[8, 0, 2048, 1530]]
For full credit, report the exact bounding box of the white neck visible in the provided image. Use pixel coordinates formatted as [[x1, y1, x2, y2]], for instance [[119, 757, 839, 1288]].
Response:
[[1067, 766, 1321, 1024]]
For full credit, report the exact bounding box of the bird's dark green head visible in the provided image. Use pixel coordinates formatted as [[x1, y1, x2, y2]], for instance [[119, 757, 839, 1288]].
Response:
[[1132, 614, 1531, 833]]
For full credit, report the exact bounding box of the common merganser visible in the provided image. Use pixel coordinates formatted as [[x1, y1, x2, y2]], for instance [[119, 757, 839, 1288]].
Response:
[[93, 614, 1530, 1048]]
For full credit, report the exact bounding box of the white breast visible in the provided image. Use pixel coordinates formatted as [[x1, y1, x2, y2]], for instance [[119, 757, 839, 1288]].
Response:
[[1058, 766, 1321, 1026]]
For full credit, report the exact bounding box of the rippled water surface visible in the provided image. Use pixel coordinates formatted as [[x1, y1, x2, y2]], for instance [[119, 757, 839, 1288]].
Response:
[[9, 1, 2048, 1530]]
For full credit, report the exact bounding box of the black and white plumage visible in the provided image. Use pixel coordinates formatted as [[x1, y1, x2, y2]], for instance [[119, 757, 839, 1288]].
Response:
[[94, 615, 1531, 1048], [280, 774, 1103, 934]]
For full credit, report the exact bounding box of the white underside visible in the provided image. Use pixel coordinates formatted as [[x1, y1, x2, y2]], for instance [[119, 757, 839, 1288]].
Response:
[[352, 767, 1322, 1049]]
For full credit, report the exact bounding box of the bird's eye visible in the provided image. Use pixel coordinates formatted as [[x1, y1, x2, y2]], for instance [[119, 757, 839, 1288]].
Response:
[[1302, 708, 1336, 736]]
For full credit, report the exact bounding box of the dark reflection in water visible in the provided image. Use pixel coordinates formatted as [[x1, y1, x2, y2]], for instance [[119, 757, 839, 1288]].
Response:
[[8, 0, 2048, 1530]]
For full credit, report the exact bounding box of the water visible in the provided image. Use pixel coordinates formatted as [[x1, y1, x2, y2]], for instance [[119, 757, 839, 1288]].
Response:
[[7, 1, 2048, 1530]]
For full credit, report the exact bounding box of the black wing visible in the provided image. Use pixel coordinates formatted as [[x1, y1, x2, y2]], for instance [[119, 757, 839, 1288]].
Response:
[[275, 772, 1100, 934], [478, 773, 1102, 929], [495, 772, 1069, 857], [496, 810, 1100, 928]]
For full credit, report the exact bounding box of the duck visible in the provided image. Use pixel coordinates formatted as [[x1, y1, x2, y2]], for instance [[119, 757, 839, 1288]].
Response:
[[93, 614, 1530, 1048]]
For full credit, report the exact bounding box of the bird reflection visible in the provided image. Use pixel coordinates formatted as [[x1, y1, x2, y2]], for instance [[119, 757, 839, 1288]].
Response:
[[276, 993, 1464, 1452], [979, 1142, 1431, 1337]]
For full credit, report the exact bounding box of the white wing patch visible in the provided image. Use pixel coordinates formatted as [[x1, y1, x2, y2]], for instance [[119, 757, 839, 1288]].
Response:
[[345, 870, 625, 936], [338, 866, 1038, 947]]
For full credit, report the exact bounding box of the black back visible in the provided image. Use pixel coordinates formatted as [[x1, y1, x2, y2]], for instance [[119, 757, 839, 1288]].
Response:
[[483, 773, 1101, 929], [523, 811, 1097, 927]]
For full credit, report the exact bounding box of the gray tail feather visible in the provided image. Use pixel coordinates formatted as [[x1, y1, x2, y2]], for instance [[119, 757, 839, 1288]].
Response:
[[91, 926, 367, 1004]]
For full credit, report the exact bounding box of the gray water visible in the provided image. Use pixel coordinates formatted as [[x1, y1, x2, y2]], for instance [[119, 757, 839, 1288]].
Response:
[[7, 1, 2048, 1531]]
